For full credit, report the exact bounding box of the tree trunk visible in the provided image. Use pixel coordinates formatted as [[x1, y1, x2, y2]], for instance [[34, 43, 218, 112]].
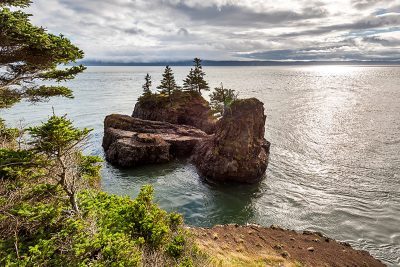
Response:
[[70, 193, 80, 214]]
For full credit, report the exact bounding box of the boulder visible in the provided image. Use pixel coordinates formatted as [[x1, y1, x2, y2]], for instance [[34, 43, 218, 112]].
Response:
[[192, 98, 270, 183], [103, 114, 208, 167], [132, 91, 216, 134]]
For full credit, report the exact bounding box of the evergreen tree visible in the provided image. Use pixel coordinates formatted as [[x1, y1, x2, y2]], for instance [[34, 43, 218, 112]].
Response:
[[210, 83, 238, 116], [183, 68, 196, 91], [183, 57, 209, 94], [142, 73, 152, 95], [28, 115, 97, 214], [157, 65, 180, 102], [0, 0, 85, 108]]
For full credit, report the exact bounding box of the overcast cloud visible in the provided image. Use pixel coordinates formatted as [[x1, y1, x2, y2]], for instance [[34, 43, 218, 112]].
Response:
[[26, 0, 400, 62]]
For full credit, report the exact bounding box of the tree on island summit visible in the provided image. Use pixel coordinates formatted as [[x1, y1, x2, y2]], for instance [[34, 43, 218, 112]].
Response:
[[142, 73, 152, 95], [0, 0, 86, 108], [183, 57, 209, 94], [157, 65, 180, 102], [210, 82, 238, 116]]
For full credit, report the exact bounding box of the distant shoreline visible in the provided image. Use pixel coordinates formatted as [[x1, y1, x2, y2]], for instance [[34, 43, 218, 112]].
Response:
[[78, 60, 400, 67]]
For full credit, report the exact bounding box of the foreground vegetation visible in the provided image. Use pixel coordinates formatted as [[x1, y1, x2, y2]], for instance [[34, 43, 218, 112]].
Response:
[[0, 114, 207, 266], [0, 1, 207, 265]]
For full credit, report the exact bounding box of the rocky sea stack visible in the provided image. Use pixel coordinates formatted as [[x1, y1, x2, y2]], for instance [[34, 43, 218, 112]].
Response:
[[192, 98, 270, 183], [103, 114, 208, 167], [132, 91, 216, 134], [103, 91, 270, 182]]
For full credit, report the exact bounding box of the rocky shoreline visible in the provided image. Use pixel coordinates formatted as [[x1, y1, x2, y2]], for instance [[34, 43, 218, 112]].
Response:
[[192, 224, 385, 267]]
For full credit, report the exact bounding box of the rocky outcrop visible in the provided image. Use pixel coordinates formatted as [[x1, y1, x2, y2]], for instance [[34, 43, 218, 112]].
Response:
[[192, 98, 270, 183], [103, 114, 208, 167], [132, 91, 216, 134], [104, 98, 270, 182]]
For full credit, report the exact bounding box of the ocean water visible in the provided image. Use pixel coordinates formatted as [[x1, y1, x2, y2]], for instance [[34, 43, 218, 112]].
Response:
[[1, 66, 400, 265]]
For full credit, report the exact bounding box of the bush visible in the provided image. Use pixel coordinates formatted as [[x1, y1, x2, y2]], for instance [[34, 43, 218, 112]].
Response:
[[0, 182, 206, 266]]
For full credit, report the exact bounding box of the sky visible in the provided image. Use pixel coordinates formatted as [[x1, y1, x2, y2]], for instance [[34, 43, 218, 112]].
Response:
[[27, 0, 400, 62]]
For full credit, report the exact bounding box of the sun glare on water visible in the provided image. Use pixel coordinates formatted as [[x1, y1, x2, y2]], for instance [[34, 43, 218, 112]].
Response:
[[306, 65, 358, 75]]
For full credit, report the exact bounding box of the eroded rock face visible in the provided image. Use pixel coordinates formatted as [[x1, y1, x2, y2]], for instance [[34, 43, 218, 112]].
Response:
[[192, 98, 270, 183], [132, 92, 216, 134], [103, 114, 208, 167]]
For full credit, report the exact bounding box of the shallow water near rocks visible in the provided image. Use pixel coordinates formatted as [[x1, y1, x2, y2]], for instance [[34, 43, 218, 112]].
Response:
[[2, 66, 400, 265]]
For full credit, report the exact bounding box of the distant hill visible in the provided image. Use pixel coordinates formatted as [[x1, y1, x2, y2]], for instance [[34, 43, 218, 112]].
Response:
[[80, 60, 400, 66]]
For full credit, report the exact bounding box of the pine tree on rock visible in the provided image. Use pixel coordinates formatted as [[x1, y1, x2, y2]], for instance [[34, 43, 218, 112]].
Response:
[[157, 65, 180, 103], [183, 58, 209, 94], [210, 83, 238, 116], [183, 68, 196, 91], [142, 73, 152, 96]]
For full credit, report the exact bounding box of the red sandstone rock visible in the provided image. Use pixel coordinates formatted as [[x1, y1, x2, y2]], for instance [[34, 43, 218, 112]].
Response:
[[192, 98, 270, 183]]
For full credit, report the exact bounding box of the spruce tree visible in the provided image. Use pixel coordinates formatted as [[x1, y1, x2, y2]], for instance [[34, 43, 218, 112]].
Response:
[[142, 73, 152, 95], [157, 66, 180, 102], [210, 83, 238, 116], [0, 0, 85, 108], [183, 58, 209, 94], [183, 68, 196, 91]]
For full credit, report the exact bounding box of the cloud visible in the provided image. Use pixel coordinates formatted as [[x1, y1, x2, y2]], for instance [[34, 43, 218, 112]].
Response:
[[177, 28, 189, 36], [351, 0, 394, 10], [169, 2, 328, 27], [279, 12, 400, 37], [362, 31, 400, 46], [25, 0, 400, 62]]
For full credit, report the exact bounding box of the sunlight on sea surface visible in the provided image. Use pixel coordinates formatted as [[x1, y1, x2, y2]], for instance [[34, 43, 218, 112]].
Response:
[[1, 66, 400, 265]]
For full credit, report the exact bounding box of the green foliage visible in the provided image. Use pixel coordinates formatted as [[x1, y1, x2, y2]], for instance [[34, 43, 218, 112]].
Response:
[[166, 233, 186, 258], [38, 65, 86, 82], [0, 88, 21, 108], [78, 154, 102, 184], [0, 116, 205, 265], [138, 88, 200, 111], [142, 73, 152, 96], [0, 118, 18, 143], [0, 2, 85, 108], [25, 85, 73, 102], [0, 182, 203, 266], [28, 115, 91, 155], [0, 149, 45, 179], [183, 58, 209, 94], [80, 185, 174, 247], [157, 65, 181, 100], [0, 0, 32, 7], [209, 83, 238, 117]]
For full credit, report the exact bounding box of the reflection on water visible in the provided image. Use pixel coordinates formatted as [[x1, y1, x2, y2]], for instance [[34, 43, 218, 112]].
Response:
[[103, 160, 259, 226], [2, 66, 400, 265]]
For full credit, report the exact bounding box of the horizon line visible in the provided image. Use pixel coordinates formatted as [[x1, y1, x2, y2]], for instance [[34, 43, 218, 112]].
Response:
[[78, 60, 400, 67]]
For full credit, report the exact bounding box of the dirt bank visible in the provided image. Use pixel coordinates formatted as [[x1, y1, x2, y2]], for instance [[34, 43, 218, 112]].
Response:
[[191, 224, 384, 267]]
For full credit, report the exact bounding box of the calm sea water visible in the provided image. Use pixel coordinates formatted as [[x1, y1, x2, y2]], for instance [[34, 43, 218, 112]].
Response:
[[1, 66, 400, 265]]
